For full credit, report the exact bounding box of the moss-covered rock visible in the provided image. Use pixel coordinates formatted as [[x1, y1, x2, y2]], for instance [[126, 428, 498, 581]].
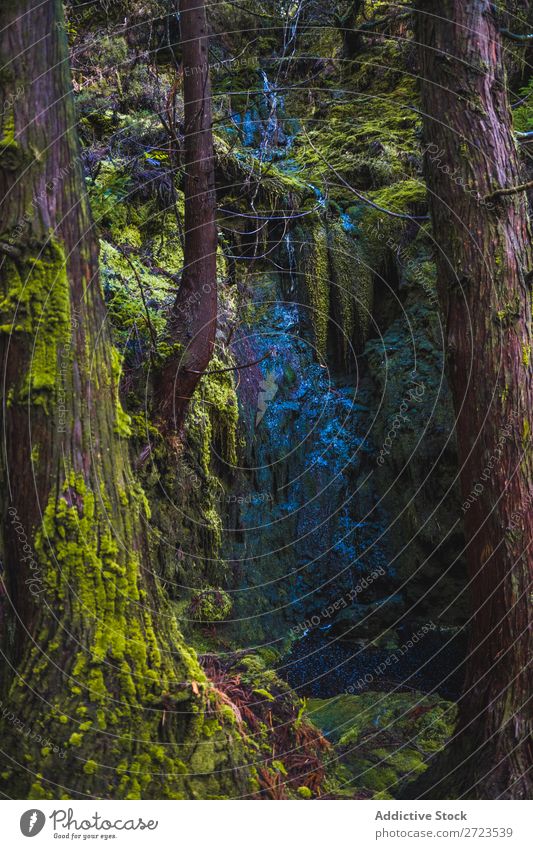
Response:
[[189, 587, 233, 623], [307, 692, 456, 798]]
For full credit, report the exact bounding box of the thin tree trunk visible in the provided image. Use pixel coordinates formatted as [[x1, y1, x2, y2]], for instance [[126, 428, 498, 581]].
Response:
[[157, 0, 217, 430], [415, 0, 533, 798], [0, 0, 244, 799], [337, 1, 365, 58]]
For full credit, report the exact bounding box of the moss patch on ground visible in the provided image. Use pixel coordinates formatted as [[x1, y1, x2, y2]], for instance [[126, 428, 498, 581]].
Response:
[[307, 692, 456, 799]]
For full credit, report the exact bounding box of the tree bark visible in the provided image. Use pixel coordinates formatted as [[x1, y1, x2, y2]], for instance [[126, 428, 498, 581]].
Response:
[[0, 0, 244, 799], [156, 0, 217, 431], [337, 1, 365, 58], [415, 0, 533, 798]]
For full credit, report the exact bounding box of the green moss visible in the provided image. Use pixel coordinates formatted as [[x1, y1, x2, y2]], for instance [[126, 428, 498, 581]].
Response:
[[0, 107, 25, 170], [194, 354, 239, 467], [366, 179, 427, 216], [86, 161, 132, 232], [29, 780, 52, 800], [189, 587, 232, 622], [328, 222, 373, 361], [297, 220, 330, 359], [513, 78, 533, 134], [494, 297, 520, 327], [0, 238, 71, 411], [308, 692, 456, 798], [215, 134, 309, 210], [144, 346, 241, 593], [360, 179, 427, 256], [293, 218, 374, 364], [252, 688, 275, 701], [110, 347, 132, 436], [297, 785, 313, 798], [0, 468, 251, 799], [291, 56, 420, 201]]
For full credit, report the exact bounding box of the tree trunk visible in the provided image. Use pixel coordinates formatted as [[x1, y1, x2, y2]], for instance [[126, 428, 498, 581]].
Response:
[[415, 0, 533, 798], [157, 0, 217, 431], [338, 1, 365, 58], [0, 0, 245, 799]]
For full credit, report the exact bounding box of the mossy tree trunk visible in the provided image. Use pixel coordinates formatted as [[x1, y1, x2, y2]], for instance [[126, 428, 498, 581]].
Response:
[[0, 0, 246, 799], [157, 0, 217, 431], [415, 0, 533, 798]]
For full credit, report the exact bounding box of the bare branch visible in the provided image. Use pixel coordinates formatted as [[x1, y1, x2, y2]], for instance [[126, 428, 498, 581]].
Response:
[[484, 178, 533, 201], [499, 28, 533, 42], [184, 350, 274, 375], [115, 246, 159, 355]]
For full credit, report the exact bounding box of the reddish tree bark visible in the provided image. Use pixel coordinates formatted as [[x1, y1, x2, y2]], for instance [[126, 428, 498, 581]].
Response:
[[157, 0, 217, 430], [415, 0, 533, 798]]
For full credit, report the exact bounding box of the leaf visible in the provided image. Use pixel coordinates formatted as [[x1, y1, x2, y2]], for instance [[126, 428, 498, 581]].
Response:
[[253, 688, 275, 701], [271, 759, 288, 776]]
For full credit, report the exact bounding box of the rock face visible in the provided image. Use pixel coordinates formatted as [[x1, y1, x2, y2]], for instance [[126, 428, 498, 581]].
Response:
[[215, 203, 466, 648], [221, 241, 467, 655], [198, 56, 469, 681]]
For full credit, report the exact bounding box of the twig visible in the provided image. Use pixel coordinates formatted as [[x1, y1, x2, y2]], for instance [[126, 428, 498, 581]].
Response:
[[184, 350, 273, 375], [115, 246, 159, 354], [485, 178, 533, 201], [499, 28, 533, 42], [0, 241, 21, 259], [357, 8, 414, 32]]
